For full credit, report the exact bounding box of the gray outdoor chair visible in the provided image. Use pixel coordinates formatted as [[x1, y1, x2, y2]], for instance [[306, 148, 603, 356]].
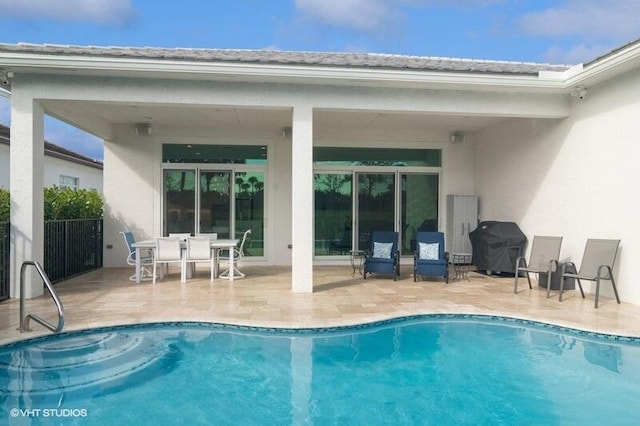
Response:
[[559, 239, 620, 308], [514, 236, 563, 297]]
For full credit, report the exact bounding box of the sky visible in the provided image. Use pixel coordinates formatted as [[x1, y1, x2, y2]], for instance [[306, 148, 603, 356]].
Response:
[[0, 0, 639, 161]]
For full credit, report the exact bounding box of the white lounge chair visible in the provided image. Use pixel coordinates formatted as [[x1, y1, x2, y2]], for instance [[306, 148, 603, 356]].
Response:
[[219, 229, 251, 279], [186, 236, 215, 281], [153, 237, 185, 284]]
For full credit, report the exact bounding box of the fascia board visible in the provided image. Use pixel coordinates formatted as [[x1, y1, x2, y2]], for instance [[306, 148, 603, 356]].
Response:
[[0, 52, 567, 92], [564, 43, 640, 88]]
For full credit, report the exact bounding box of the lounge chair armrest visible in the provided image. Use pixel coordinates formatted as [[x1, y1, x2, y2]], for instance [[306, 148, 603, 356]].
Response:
[[548, 259, 559, 273], [560, 261, 577, 276], [444, 251, 450, 262], [597, 264, 613, 280]]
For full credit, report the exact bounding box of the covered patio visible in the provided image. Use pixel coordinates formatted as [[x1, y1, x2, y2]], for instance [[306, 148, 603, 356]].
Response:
[[2, 41, 640, 310], [2, 266, 639, 345]]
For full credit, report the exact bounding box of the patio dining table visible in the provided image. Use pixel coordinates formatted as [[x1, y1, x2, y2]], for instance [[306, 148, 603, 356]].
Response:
[[131, 238, 240, 283]]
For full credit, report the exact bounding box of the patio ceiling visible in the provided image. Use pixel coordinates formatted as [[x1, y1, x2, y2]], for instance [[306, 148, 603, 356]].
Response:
[[42, 100, 505, 138]]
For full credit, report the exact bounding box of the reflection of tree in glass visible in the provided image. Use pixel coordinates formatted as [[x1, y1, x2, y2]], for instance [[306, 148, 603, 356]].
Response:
[[359, 174, 393, 199], [201, 173, 229, 194], [315, 174, 350, 195], [235, 173, 264, 196], [235, 175, 245, 193]]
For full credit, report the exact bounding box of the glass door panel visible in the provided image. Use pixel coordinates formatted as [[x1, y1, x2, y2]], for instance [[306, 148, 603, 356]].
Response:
[[199, 171, 231, 238], [234, 171, 265, 256], [356, 173, 395, 250], [163, 169, 196, 235], [401, 173, 439, 255], [314, 173, 353, 255]]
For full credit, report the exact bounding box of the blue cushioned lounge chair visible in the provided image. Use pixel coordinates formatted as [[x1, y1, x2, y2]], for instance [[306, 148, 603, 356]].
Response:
[[413, 232, 449, 283], [363, 231, 400, 280]]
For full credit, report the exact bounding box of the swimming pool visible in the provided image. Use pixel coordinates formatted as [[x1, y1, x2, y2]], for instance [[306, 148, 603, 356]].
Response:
[[1, 315, 639, 425]]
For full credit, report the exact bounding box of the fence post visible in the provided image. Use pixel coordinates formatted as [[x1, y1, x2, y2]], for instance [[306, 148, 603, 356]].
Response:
[[0, 222, 9, 301]]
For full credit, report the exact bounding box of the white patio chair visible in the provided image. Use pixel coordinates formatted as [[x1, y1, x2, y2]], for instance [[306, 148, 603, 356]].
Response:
[[514, 236, 563, 297], [219, 229, 251, 279], [169, 233, 191, 242], [153, 237, 185, 284], [559, 239, 621, 308], [186, 236, 215, 282], [120, 231, 154, 281]]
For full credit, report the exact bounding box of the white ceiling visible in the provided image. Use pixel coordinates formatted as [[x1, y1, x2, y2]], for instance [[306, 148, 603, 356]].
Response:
[[44, 100, 505, 136]]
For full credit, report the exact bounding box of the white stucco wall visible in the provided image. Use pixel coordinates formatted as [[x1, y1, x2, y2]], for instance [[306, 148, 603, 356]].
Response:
[[43, 155, 103, 192], [0, 143, 8, 188], [475, 68, 640, 304], [0, 143, 102, 191], [103, 124, 158, 267], [102, 122, 477, 269]]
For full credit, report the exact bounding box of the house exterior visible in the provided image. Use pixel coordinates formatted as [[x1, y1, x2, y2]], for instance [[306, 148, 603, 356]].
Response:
[[0, 124, 103, 191], [0, 41, 638, 303]]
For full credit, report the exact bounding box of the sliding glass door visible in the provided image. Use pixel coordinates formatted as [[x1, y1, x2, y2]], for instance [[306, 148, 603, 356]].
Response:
[[163, 169, 196, 235], [234, 171, 265, 256], [400, 173, 439, 255], [314, 171, 439, 256], [356, 172, 395, 251], [163, 168, 264, 257], [199, 171, 232, 238], [314, 173, 353, 255]]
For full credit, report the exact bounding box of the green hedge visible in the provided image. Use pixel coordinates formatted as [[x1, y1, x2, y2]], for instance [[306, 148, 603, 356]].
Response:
[[0, 187, 103, 222], [0, 189, 7, 222]]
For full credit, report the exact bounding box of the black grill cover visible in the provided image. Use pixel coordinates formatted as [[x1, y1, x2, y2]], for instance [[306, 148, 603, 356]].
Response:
[[469, 221, 527, 274]]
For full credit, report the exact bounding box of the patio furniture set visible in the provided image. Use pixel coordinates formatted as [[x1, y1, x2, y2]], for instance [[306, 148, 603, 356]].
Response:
[[360, 230, 620, 309], [120, 229, 251, 284]]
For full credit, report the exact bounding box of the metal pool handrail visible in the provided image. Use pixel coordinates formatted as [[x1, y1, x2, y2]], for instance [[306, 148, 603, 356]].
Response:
[[20, 260, 65, 333]]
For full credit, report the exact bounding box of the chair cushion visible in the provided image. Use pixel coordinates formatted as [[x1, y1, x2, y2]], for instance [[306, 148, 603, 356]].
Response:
[[419, 242, 440, 260], [373, 242, 393, 259]]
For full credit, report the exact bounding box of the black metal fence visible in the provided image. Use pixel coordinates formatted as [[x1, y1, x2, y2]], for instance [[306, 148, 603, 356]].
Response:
[[0, 222, 8, 302], [0, 219, 103, 300], [44, 219, 103, 283]]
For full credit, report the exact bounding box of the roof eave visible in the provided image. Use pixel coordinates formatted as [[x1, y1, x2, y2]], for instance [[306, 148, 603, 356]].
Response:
[[0, 52, 569, 93], [565, 40, 640, 88]]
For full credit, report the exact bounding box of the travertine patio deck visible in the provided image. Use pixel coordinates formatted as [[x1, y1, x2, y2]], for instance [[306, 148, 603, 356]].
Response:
[[1, 265, 639, 345]]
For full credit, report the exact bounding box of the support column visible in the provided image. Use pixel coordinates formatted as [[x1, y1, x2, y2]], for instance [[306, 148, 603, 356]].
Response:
[[10, 91, 45, 299], [291, 105, 314, 293]]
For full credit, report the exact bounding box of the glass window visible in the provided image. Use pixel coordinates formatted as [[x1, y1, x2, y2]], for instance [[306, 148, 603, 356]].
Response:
[[163, 169, 196, 235], [314, 173, 353, 256], [314, 147, 441, 167], [59, 175, 79, 189], [234, 172, 265, 256], [199, 171, 231, 238], [357, 173, 395, 251], [401, 173, 439, 255], [163, 144, 267, 164]]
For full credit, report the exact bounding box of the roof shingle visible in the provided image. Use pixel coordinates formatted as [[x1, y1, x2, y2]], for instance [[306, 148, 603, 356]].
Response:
[[0, 43, 571, 76]]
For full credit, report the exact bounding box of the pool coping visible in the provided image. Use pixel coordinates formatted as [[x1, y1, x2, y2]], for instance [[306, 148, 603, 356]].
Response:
[[2, 314, 639, 350]]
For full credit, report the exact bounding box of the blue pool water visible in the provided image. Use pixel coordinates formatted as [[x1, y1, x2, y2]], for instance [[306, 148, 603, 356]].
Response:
[[1, 315, 640, 425]]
